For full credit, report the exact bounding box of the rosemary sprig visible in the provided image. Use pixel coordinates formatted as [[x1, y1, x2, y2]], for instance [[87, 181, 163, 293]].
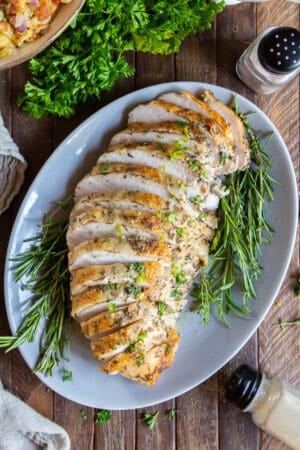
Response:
[[0, 205, 71, 376], [191, 100, 275, 323]]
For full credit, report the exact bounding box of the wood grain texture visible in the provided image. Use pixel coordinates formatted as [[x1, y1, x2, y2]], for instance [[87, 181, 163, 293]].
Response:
[[256, 2, 300, 450], [0, 3, 299, 450], [176, 379, 218, 450]]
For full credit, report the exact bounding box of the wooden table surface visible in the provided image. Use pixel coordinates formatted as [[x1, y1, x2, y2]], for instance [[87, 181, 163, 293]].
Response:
[[0, 2, 299, 449]]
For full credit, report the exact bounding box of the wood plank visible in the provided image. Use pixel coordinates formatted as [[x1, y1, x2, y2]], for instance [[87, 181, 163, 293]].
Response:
[[94, 410, 136, 450], [175, 27, 217, 84], [7, 60, 55, 423], [216, 3, 257, 99], [135, 53, 175, 89], [54, 396, 94, 450], [256, 2, 299, 450], [218, 338, 259, 450], [136, 399, 176, 450], [176, 379, 218, 450], [216, 4, 259, 450]]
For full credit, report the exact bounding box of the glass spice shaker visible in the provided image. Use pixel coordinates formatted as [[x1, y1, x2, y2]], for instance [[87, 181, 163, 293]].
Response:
[[225, 364, 300, 449], [236, 27, 300, 94]]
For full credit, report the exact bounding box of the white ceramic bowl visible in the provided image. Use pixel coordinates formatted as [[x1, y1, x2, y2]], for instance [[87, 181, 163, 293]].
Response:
[[0, 0, 85, 70]]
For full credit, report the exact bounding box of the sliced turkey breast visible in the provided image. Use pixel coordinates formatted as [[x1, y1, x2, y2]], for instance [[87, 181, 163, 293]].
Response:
[[90, 317, 176, 360], [201, 90, 250, 170], [72, 271, 174, 320], [128, 100, 218, 133], [71, 284, 137, 319], [81, 299, 184, 339], [97, 144, 197, 183], [158, 91, 232, 138], [69, 237, 172, 271], [128, 100, 234, 158], [109, 122, 218, 164], [75, 162, 213, 212], [81, 302, 141, 338], [70, 261, 165, 296], [101, 330, 180, 386], [67, 207, 164, 250], [70, 192, 166, 220]]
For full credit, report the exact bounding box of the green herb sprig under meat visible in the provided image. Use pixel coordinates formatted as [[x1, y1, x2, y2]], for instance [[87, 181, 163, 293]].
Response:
[[18, 0, 225, 119], [191, 100, 276, 323], [0, 207, 71, 376]]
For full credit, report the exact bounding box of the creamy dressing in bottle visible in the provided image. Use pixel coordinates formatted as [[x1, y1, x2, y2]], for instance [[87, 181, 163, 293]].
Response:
[[225, 365, 300, 449]]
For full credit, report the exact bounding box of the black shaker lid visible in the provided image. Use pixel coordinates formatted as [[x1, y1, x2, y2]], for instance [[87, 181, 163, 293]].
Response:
[[258, 27, 300, 74], [225, 364, 262, 410]]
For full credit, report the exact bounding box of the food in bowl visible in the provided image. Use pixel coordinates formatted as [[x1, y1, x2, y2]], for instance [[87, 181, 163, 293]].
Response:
[[0, 0, 71, 56]]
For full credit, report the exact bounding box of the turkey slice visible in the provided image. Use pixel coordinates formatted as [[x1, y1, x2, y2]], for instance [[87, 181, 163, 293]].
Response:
[[90, 317, 176, 360], [101, 329, 180, 386], [201, 90, 250, 171], [70, 261, 165, 296], [68, 236, 172, 271]]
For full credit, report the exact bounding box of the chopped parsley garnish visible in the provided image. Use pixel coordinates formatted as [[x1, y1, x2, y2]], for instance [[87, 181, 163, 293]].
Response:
[[126, 341, 137, 353], [107, 303, 117, 311], [103, 283, 117, 291], [188, 159, 200, 171], [190, 195, 203, 204], [62, 369, 73, 382], [156, 211, 164, 219], [80, 409, 88, 420], [136, 273, 147, 284], [220, 153, 227, 166], [170, 288, 181, 299], [171, 265, 187, 286], [165, 212, 177, 224], [198, 213, 207, 221], [176, 227, 185, 238], [126, 285, 143, 296], [142, 411, 159, 430], [157, 142, 165, 151], [129, 263, 144, 274], [169, 141, 187, 160], [137, 332, 148, 342], [99, 162, 110, 173], [157, 301, 167, 317], [115, 224, 123, 237], [167, 409, 177, 419], [95, 409, 111, 425], [136, 353, 145, 367]]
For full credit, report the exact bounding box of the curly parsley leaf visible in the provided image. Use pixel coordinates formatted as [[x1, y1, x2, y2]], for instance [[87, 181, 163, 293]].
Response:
[[18, 0, 225, 118]]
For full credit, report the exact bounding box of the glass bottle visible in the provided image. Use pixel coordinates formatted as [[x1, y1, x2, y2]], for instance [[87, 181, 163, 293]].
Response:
[[225, 364, 300, 449], [236, 27, 300, 94]]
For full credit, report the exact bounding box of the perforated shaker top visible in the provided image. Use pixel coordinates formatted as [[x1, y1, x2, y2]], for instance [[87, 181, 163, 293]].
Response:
[[258, 27, 300, 74]]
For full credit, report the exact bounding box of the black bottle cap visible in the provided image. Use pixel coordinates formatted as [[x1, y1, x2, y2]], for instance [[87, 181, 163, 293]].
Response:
[[258, 27, 300, 74], [225, 364, 262, 410]]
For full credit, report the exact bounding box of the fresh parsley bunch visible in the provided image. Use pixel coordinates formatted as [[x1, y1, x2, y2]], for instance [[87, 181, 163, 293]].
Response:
[[18, 0, 225, 118]]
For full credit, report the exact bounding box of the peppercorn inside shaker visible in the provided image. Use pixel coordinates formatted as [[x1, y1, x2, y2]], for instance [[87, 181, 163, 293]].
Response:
[[225, 364, 300, 449], [236, 27, 300, 94]]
